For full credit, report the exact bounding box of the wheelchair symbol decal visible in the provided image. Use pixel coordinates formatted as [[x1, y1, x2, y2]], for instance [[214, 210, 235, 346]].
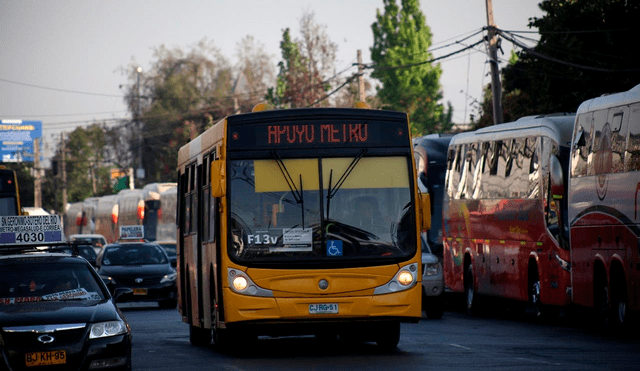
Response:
[[326, 240, 343, 257]]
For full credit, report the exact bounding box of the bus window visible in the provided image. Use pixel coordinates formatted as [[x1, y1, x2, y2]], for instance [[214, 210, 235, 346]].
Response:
[[625, 104, 640, 172], [227, 156, 414, 263]]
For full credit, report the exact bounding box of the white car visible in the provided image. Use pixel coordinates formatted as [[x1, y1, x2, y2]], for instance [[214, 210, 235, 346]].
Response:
[[421, 234, 444, 319], [69, 234, 108, 254]]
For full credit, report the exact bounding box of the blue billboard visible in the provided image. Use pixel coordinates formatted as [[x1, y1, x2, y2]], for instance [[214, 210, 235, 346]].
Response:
[[0, 120, 42, 163]]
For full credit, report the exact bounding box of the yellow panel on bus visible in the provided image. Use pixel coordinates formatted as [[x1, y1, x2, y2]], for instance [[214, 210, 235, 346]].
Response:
[[322, 157, 409, 189]]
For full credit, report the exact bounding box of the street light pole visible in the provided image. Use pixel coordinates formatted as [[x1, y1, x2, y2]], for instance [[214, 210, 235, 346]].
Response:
[[135, 67, 143, 187]]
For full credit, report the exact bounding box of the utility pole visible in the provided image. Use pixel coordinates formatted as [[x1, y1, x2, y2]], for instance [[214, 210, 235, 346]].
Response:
[[34, 138, 41, 208], [485, 0, 503, 125], [60, 133, 67, 210], [357, 50, 365, 102], [136, 67, 144, 186]]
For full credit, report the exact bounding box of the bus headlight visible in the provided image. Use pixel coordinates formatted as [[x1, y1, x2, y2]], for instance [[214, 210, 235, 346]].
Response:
[[232, 276, 248, 291], [373, 263, 419, 295], [398, 270, 414, 286], [227, 269, 274, 297]]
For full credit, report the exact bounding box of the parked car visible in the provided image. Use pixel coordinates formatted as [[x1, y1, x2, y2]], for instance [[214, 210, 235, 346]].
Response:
[[421, 234, 444, 319], [69, 234, 108, 254], [154, 240, 177, 268], [0, 245, 132, 370], [96, 241, 177, 309]]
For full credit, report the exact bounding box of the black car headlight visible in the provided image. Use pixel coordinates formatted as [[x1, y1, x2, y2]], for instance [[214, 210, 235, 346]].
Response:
[[160, 272, 177, 284], [89, 320, 128, 339]]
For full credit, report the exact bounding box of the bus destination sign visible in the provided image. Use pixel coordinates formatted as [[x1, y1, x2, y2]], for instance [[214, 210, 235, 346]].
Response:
[[0, 215, 63, 245], [228, 120, 408, 150]]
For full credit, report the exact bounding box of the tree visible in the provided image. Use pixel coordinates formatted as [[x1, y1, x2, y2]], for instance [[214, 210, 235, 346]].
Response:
[[122, 39, 234, 184], [499, 0, 640, 117], [234, 36, 276, 112], [266, 12, 337, 108], [370, 0, 448, 135]]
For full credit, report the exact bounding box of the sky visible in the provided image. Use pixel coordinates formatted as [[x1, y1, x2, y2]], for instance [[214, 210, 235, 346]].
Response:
[[0, 0, 543, 164]]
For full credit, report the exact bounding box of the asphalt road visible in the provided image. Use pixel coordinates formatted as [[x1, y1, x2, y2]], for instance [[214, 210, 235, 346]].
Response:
[[118, 299, 640, 371]]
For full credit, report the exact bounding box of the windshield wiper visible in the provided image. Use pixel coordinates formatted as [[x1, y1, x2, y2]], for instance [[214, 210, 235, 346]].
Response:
[[271, 151, 306, 228], [325, 149, 367, 219]]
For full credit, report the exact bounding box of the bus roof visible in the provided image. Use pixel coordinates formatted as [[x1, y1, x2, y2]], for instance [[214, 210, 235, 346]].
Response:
[[449, 113, 576, 149], [577, 84, 640, 114]]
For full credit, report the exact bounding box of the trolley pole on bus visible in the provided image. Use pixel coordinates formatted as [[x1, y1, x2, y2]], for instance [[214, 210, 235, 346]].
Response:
[[485, 0, 503, 125]]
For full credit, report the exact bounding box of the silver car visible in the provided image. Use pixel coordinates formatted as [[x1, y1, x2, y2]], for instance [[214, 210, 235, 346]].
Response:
[[421, 234, 444, 319]]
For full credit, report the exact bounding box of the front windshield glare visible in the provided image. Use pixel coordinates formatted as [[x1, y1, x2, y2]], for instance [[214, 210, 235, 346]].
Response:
[[228, 156, 416, 264], [0, 263, 106, 304]]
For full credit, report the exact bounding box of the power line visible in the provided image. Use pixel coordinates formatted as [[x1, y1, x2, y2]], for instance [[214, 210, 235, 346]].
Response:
[[0, 78, 124, 98], [363, 38, 485, 71], [498, 29, 640, 73]]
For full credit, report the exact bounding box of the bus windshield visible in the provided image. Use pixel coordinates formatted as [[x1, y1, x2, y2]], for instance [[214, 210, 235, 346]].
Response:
[[228, 156, 415, 265]]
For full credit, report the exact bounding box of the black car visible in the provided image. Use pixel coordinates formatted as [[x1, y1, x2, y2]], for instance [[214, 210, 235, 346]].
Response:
[[60, 244, 98, 267], [96, 241, 177, 309], [154, 241, 177, 268], [0, 246, 132, 370]]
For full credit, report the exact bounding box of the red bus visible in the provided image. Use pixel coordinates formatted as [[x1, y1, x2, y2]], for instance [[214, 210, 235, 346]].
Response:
[[442, 114, 575, 316], [568, 84, 640, 325]]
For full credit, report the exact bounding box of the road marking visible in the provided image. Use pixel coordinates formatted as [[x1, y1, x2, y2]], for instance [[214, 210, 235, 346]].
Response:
[[515, 357, 562, 366], [450, 343, 473, 350]]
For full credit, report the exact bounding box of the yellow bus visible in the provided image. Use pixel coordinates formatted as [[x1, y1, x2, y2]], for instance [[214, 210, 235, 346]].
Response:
[[177, 105, 430, 350], [0, 167, 22, 216]]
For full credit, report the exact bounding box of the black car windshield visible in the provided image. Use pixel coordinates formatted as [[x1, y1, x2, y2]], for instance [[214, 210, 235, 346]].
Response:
[[228, 156, 416, 265], [0, 261, 106, 304], [102, 243, 168, 266]]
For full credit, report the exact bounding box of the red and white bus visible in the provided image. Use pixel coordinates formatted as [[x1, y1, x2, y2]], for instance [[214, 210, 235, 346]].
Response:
[[568, 84, 640, 325], [442, 114, 575, 315]]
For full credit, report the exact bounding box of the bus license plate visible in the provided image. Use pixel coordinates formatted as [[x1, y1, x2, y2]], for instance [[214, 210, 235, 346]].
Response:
[[309, 303, 338, 314], [133, 288, 148, 295], [25, 350, 66, 367]]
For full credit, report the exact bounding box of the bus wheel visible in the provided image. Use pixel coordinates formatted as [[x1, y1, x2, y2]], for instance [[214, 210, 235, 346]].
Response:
[[610, 270, 628, 326], [376, 321, 400, 351], [159, 298, 177, 309], [464, 264, 479, 315], [425, 295, 445, 319], [593, 274, 609, 327], [189, 324, 212, 346], [528, 275, 542, 318]]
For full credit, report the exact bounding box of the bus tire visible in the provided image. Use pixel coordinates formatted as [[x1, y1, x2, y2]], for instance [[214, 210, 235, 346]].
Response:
[[593, 266, 609, 327], [376, 321, 400, 351], [424, 295, 445, 319], [464, 264, 480, 315], [610, 267, 628, 327], [189, 324, 212, 346], [159, 298, 177, 309], [528, 268, 542, 318]]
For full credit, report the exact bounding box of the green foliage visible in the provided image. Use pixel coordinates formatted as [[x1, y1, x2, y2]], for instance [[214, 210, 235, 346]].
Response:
[[65, 125, 112, 202], [370, 0, 447, 135], [267, 13, 337, 108], [498, 0, 640, 118]]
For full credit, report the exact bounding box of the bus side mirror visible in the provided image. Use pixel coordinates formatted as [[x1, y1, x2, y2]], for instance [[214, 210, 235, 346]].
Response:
[[420, 193, 431, 231], [210, 159, 225, 198], [550, 155, 564, 199]]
